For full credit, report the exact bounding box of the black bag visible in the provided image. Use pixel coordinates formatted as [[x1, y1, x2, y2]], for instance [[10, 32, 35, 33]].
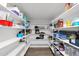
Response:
[[36, 37, 40, 39]]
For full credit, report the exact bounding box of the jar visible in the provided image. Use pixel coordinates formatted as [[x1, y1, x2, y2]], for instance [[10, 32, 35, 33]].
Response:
[[65, 3, 72, 11], [57, 19, 64, 27]]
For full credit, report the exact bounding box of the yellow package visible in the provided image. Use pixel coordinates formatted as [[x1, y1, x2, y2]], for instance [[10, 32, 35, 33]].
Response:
[[66, 20, 71, 27]]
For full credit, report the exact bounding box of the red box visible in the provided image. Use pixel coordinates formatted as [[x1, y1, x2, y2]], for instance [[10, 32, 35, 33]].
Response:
[[0, 20, 13, 26]]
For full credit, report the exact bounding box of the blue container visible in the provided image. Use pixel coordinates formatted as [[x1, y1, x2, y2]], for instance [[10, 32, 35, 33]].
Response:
[[70, 39, 76, 45], [69, 39, 79, 47], [17, 33, 24, 39], [58, 33, 67, 40], [75, 39, 79, 47], [72, 22, 79, 26], [62, 35, 67, 40], [53, 33, 57, 38]]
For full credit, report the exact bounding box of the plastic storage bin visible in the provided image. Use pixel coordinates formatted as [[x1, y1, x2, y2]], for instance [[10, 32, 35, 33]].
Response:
[[0, 20, 13, 26], [72, 19, 79, 26]]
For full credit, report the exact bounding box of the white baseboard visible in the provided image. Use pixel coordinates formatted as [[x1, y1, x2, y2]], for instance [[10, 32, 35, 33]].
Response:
[[30, 46, 49, 48]]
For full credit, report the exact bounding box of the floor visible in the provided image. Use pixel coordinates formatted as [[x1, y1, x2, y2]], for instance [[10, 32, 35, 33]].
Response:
[[24, 48, 54, 56], [24, 30, 53, 56]]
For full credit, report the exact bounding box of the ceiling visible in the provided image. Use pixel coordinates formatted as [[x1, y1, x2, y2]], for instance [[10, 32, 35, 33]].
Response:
[[7, 3, 65, 25]]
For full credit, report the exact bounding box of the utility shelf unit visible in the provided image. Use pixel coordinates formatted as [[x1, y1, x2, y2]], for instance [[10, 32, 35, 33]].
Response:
[[49, 41, 68, 56], [51, 3, 79, 49], [53, 26, 79, 31], [0, 25, 26, 29], [0, 4, 28, 56], [51, 3, 79, 56], [7, 42, 30, 56], [55, 37, 79, 49], [52, 4, 79, 23], [0, 4, 26, 29], [19, 42, 31, 56], [7, 42, 25, 56], [52, 4, 79, 31], [50, 46, 55, 54], [53, 44, 68, 56], [0, 38, 18, 49], [0, 4, 24, 22]]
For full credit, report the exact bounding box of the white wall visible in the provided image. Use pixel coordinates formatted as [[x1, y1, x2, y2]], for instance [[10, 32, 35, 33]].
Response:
[[30, 19, 50, 25]]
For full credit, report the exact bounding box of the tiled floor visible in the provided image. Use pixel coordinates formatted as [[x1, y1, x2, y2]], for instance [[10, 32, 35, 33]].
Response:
[[24, 48, 54, 56]]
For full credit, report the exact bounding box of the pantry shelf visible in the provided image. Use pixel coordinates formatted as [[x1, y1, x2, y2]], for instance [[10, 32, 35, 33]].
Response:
[[0, 38, 18, 49], [55, 37, 79, 49], [19, 42, 31, 56], [50, 46, 55, 53], [53, 44, 68, 56], [53, 26, 79, 31], [7, 43, 25, 56], [0, 4, 24, 22], [12, 25, 26, 29], [52, 3, 78, 23], [0, 25, 26, 29]]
